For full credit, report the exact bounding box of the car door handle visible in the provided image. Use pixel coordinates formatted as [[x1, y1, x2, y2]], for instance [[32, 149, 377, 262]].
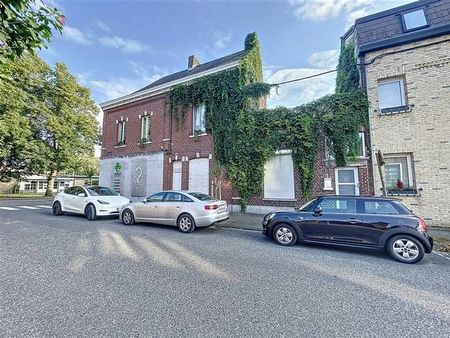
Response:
[[348, 218, 361, 224]]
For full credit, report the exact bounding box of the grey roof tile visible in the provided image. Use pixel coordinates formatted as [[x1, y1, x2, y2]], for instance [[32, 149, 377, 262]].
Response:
[[133, 50, 246, 94]]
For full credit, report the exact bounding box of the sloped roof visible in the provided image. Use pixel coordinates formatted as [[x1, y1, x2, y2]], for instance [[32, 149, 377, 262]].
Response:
[[133, 50, 246, 94]]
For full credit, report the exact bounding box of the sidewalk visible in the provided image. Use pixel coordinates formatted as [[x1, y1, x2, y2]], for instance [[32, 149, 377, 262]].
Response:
[[219, 212, 450, 240]]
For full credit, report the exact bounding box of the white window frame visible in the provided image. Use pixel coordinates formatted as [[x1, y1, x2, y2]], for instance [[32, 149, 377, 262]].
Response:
[[377, 78, 406, 110], [335, 167, 359, 196], [117, 121, 126, 143], [141, 115, 149, 140], [193, 104, 206, 134], [384, 163, 402, 188], [384, 154, 414, 188], [358, 132, 366, 158], [402, 8, 428, 32]]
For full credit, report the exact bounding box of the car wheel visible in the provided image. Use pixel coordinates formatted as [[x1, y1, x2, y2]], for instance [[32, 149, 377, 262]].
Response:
[[122, 209, 135, 226], [387, 235, 425, 264], [273, 224, 297, 246], [85, 204, 97, 221], [52, 201, 63, 216], [177, 214, 196, 233]]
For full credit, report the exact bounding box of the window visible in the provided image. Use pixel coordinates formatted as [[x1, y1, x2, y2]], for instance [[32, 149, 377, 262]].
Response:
[[193, 104, 206, 133], [141, 116, 150, 140], [377, 78, 406, 111], [146, 192, 166, 202], [188, 192, 214, 201], [264, 151, 295, 199], [358, 132, 366, 158], [335, 168, 359, 195], [24, 181, 37, 191], [363, 201, 400, 215], [383, 153, 415, 192], [38, 182, 47, 190], [165, 192, 183, 202], [74, 187, 86, 197], [53, 181, 58, 189], [317, 198, 356, 214], [402, 9, 428, 32], [117, 121, 126, 144]]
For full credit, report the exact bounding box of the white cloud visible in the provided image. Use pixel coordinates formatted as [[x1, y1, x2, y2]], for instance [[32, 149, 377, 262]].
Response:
[[98, 36, 150, 53], [265, 67, 336, 109], [62, 26, 92, 45], [77, 63, 168, 102], [213, 31, 232, 49], [288, 0, 414, 27], [308, 49, 339, 69], [94, 20, 111, 32]]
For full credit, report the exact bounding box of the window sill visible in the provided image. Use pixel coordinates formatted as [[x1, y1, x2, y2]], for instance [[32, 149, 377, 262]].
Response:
[[137, 141, 152, 145], [377, 104, 412, 116], [263, 198, 297, 202], [114, 144, 127, 149], [189, 133, 207, 138]]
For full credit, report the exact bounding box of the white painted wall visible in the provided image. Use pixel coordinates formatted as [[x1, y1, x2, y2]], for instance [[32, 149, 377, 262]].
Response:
[[100, 152, 164, 201]]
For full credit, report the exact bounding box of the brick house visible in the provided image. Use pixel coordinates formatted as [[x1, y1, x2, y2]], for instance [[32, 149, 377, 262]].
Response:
[[343, 0, 450, 226], [99, 38, 373, 214]]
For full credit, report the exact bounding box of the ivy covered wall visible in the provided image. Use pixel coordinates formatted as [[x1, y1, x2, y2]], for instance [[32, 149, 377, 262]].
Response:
[[169, 33, 368, 211]]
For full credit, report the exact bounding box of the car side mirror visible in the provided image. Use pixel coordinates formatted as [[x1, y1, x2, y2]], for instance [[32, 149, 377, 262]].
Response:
[[313, 206, 323, 216], [77, 193, 85, 197]]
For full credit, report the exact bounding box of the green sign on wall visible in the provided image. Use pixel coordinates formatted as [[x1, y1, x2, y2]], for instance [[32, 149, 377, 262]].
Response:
[[114, 162, 122, 174]]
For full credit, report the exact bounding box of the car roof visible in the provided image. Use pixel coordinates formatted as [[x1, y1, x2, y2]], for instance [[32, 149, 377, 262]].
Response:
[[317, 195, 401, 201]]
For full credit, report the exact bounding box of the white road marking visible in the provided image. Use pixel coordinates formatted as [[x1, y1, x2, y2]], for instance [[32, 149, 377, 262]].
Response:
[[0, 207, 20, 211], [35, 205, 52, 209], [433, 251, 450, 261], [17, 206, 40, 210]]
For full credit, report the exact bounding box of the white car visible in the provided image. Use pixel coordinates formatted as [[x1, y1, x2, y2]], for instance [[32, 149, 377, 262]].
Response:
[[119, 191, 229, 232], [52, 186, 130, 221]]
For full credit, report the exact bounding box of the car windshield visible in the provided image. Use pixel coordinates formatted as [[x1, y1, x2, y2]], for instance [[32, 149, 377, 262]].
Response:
[[188, 192, 215, 201], [298, 198, 317, 211], [86, 186, 119, 196]]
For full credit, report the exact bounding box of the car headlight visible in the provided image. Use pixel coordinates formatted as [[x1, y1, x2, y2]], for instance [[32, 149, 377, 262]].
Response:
[[264, 212, 276, 223], [97, 199, 110, 205]]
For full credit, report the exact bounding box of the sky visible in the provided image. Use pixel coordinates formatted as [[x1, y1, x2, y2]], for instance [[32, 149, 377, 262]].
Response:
[[39, 0, 414, 109]]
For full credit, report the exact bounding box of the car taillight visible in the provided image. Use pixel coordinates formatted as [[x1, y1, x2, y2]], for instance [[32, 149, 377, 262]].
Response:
[[418, 218, 429, 233], [205, 204, 219, 210]]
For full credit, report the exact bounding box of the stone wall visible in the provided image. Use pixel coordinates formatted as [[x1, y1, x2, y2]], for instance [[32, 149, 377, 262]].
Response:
[[365, 35, 450, 226]]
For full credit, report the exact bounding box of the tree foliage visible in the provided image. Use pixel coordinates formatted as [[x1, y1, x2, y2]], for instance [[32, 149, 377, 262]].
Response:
[[0, 0, 64, 63], [0, 54, 100, 195], [169, 33, 368, 211]]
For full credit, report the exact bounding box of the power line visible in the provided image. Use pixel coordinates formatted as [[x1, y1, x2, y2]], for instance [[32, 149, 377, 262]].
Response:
[[269, 69, 338, 88]]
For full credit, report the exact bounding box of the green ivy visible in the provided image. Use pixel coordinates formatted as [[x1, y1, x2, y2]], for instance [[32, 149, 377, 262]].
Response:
[[169, 33, 368, 211]]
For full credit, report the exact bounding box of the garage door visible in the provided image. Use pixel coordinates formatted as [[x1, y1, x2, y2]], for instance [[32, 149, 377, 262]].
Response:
[[172, 161, 182, 190], [189, 159, 209, 194]]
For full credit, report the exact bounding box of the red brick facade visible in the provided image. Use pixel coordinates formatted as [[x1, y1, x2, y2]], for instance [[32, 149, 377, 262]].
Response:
[[101, 91, 374, 212]]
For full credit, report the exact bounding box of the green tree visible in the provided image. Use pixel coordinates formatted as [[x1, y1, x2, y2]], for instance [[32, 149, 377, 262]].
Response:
[[0, 53, 51, 179], [37, 62, 100, 196], [0, 0, 64, 62], [68, 155, 99, 185]]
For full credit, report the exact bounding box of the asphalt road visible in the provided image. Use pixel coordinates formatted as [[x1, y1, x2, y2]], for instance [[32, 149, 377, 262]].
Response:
[[1, 199, 449, 337]]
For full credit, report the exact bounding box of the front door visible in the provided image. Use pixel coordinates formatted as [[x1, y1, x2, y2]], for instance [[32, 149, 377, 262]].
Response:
[[172, 161, 182, 190], [335, 168, 359, 195]]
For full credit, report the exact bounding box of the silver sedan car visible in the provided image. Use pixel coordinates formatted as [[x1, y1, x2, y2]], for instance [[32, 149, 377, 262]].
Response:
[[119, 191, 229, 232]]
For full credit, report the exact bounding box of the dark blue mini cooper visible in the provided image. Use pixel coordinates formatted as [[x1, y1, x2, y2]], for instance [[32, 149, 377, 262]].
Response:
[[262, 196, 433, 264]]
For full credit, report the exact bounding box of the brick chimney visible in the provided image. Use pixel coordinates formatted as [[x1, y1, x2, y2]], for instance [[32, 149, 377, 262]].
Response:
[[188, 55, 200, 70]]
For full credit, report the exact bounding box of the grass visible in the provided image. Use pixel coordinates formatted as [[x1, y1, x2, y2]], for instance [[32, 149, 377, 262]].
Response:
[[434, 237, 450, 253]]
